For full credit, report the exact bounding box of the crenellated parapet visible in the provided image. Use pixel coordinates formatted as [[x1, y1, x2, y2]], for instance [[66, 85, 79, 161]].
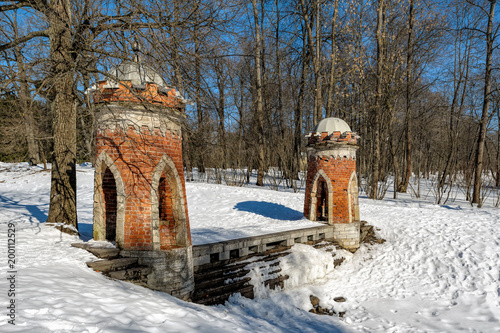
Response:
[[93, 80, 184, 109], [306, 130, 358, 145]]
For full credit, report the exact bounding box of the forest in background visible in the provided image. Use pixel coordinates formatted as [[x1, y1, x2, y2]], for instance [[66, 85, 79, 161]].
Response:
[[0, 0, 499, 230]]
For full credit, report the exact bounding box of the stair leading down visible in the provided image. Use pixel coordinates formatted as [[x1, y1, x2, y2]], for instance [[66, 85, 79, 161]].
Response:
[[72, 243, 150, 285]]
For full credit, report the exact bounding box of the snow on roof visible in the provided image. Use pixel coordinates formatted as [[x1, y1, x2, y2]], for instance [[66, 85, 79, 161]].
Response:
[[107, 62, 166, 87], [87, 62, 191, 104], [313, 117, 352, 134]]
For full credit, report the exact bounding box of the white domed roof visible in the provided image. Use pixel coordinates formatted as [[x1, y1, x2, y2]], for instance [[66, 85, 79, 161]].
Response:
[[108, 62, 166, 87], [314, 117, 351, 134]]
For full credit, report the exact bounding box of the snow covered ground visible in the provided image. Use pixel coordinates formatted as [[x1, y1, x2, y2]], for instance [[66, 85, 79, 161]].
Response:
[[0, 162, 499, 332]]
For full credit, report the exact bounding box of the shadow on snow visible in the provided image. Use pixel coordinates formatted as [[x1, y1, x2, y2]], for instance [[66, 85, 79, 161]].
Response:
[[234, 201, 303, 221], [0, 194, 48, 224]]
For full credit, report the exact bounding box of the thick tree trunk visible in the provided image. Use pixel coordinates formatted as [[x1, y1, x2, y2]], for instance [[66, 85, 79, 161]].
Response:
[[46, 0, 78, 231], [472, 0, 496, 206]]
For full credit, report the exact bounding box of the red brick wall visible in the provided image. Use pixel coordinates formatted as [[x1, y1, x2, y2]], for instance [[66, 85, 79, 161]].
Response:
[[96, 125, 191, 251], [304, 155, 356, 224]]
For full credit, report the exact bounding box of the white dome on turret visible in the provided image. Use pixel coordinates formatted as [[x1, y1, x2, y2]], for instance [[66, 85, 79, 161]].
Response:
[[314, 117, 351, 134], [107, 62, 166, 87]]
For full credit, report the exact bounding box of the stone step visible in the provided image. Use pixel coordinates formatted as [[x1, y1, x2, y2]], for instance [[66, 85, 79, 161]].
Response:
[[193, 245, 292, 274], [87, 248, 121, 260], [71, 243, 120, 259], [313, 240, 340, 249], [260, 251, 291, 262], [194, 258, 247, 274], [192, 277, 252, 302], [193, 272, 289, 305], [194, 285, 254, 306], [192, 247, 294, 306], [194, 250, 290, 282], [195, 269, 250, 290], [71, 243, 90, 250], [194, 261, 250, 282], [108, 266, 151, 281], [86, 258, 138, 273], [196, 263, 283, 291]]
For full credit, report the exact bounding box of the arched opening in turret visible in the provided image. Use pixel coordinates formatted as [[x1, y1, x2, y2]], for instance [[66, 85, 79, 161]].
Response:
[[309, 169, 333, 224], [316, 177, 329, 221], [102, 167, 117, 241], [157, 171, 184, 249], [151, 154, 189, 251], [93, 151, 126, 247]]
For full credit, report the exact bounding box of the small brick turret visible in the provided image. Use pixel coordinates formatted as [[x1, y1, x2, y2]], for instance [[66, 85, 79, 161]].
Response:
[[90, 62, 193, 299], [304, 118, 360, 250]]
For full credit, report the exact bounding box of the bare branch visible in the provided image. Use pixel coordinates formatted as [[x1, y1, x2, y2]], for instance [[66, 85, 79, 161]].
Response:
[[0, 29, 49, 52], [465, 0, 491, 16], [0, 1, 32, 12]]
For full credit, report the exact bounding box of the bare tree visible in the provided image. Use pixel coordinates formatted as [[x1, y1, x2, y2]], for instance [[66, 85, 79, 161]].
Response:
[[472, 0, 498, 206], [251, 0, 266, 186], [325, 0, 339, 118], [398, 0, 415, 193], [0, 0, 217, 232], [369, 0, 385, 199], [0, 10, 42, 165]]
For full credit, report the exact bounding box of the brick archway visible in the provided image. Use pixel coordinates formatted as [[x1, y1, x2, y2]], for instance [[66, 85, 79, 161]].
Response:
[[93, 151, 126, 247], [309, 169, 334, 225], [347, 171, 360, 223], [150, 154, 188, 251]]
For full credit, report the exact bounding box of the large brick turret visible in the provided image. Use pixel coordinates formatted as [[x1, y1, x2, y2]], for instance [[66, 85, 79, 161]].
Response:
[[304, 118, 360, 250], [89, 62, 193, 299]]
